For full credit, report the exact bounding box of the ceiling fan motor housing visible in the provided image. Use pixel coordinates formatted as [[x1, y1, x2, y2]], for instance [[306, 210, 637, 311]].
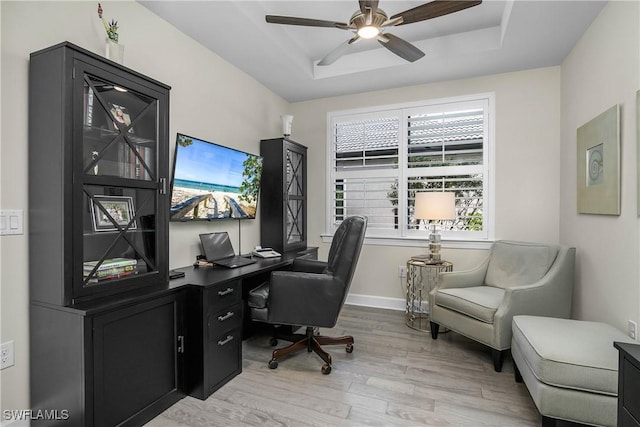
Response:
[[350, 9, 389, 30]]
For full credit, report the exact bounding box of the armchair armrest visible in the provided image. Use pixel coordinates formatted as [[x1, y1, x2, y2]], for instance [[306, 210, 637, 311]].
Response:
[[437, 255, 490, 290], [291, 258, 327, 273], [267, 270, 342, 328], [492, 246, 576, 348]]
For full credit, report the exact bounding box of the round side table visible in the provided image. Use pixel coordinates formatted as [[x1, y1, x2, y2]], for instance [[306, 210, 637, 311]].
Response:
[[405, 260, 453, 332]]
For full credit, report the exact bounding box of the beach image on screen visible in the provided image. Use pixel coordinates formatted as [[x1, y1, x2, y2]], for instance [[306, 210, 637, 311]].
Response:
[[170, 135, 262, 221]]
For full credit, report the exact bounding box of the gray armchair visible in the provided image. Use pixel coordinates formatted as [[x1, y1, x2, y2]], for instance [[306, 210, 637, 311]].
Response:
[[248, 216, 367, 374], [428, 240, 575, 371]]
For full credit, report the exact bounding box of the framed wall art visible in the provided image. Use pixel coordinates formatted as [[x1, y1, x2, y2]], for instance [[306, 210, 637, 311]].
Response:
[[90, 195, 137, 232], [577, 104, 620, 215]]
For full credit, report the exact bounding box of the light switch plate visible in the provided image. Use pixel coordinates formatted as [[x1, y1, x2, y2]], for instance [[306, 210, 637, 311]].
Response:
[[0, 210, 24, 235]]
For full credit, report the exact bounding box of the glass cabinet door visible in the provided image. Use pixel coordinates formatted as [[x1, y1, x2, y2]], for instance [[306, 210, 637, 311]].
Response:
[[76, 67, 165, 297], [82, 75, 157, 181], [285, 146, 305, 247]]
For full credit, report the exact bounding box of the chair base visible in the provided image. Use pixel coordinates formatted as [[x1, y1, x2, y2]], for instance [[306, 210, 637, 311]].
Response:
[[430, 321, 506, 372], [268, 326, 354, 375]]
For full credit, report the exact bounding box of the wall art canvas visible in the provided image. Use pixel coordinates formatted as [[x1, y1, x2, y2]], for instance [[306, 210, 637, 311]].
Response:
[[577, 104, 620, 215]]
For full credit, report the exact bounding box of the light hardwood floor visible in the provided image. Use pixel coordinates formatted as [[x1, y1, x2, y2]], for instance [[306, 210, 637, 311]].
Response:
[[146, 305, 542, 426]]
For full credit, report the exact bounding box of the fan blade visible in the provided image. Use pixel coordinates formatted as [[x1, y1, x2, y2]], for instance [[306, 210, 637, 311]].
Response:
[[266, 15, 349, 30], [318, 35, 360, 66], [359, 0, 379, 15], [377, 33, 425, 62], [391, 0, 482, 26], [381, 16, 404, 28]]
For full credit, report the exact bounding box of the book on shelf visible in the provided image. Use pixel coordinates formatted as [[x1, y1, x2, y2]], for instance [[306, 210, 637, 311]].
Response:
[[85, 270, 137, 284], [83, 264, 135, 278], [83, 257, 137, 271]]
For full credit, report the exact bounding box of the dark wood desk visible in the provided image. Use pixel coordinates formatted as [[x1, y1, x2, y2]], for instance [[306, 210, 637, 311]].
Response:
[[31, 248, 318, 425], [168, 247, 318, 400]]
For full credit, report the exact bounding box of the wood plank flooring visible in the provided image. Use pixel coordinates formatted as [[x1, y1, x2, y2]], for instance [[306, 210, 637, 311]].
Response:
[[146, 305, 542, 426]]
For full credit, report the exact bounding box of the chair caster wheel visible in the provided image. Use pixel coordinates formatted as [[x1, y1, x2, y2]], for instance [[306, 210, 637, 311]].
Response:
[[321, 364, 332, 375], [269, 338, 278, 346], [268, 359, 278, 369], [346, 343, 353, 353]]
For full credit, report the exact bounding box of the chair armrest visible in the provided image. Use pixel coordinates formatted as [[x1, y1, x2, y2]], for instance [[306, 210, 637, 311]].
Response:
[[291, 258, 327, 273], [492, 246, 576, 348], [437, 255, 490, 290], [267, 271, 342, 328]]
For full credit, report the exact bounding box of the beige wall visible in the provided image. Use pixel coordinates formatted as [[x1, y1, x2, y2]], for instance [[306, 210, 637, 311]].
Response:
[[559, 0, 640, 332], [290, 66, 562, 302], [0, 0, 287, 414], [2, 0, 637, 418]]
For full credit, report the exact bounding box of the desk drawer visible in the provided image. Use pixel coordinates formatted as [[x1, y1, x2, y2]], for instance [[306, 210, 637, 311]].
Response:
[[208, 303, 242, 340], [207, 327, 242, 394], [207, 281, 241, 312]]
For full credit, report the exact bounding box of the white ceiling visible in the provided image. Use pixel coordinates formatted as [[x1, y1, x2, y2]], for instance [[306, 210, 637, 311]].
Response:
[[139, 0, 606, 102]]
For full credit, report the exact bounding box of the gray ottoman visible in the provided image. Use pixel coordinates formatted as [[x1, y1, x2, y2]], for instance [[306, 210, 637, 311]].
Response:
[[511, 315, 635, 427]]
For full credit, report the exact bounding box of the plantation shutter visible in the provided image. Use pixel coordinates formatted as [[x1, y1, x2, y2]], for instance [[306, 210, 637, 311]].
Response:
[[327, 95, 490, 240], [331, 112, 401, 235]]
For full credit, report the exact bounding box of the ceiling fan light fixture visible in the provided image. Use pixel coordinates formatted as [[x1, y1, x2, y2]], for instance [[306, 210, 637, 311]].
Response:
[[357, 25, 380, 39]]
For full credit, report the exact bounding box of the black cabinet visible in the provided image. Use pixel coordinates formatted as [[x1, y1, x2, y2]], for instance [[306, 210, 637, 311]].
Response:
[[93, 294, 184, 427], [31, 292, 184, 426], [615, 342, 640, 427], [29, 42, 170, 306], [29, 42, 176, 426], [260, 138, 307, 252]]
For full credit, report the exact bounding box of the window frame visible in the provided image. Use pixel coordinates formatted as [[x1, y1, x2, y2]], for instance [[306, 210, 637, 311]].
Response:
[[324, 92, 495, 247]]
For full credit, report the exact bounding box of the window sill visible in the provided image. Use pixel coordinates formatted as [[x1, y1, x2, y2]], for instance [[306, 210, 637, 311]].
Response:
[[320, 234, 493, 250]]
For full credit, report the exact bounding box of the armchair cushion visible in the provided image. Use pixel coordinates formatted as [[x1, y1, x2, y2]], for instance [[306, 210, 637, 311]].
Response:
[[436, 286, 505, 323], [485, 241, 559, 289]]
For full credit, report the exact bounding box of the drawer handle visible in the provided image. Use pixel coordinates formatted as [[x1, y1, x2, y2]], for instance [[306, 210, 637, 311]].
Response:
[[218, 287, 234, 296], [217, 335, 234, 346], [218, 311, 235, 322]]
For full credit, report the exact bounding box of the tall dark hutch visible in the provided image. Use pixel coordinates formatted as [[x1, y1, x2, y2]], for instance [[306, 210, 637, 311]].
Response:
[[259, 138, 307, 252], [29, 42, 181, 426]]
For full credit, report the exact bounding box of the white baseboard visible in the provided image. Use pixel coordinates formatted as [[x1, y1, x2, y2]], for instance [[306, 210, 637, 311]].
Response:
[[345, 293, 405, 311]]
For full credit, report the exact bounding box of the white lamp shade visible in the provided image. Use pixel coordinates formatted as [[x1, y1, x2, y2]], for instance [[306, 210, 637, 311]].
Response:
[[415, 192, 456, 220]]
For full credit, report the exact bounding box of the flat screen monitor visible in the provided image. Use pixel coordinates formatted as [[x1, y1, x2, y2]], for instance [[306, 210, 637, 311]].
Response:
[[170, 133, 262, 221]]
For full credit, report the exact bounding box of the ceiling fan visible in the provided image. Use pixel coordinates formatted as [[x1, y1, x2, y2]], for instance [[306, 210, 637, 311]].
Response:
[[266, 0, 482, 66]]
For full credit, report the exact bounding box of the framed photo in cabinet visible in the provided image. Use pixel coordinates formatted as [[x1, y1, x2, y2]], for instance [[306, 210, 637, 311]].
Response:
[[108, 102, 133, 132], [90, 195, 137, 231]]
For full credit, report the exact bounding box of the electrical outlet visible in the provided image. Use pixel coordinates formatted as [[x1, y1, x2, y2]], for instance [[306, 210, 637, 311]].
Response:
[[398, 265, 407, 278], [629, 320, 638, 340], [1, 341, 15, 369]]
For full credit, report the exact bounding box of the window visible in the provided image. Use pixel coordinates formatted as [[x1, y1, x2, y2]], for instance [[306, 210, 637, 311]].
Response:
[[327, 94, 493, 242]]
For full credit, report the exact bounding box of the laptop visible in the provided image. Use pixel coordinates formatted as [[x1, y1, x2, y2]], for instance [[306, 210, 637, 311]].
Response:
[[199, 232, 256, 268]]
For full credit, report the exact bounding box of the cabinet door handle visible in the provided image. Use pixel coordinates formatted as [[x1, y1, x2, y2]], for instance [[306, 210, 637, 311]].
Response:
[[217, 335, 234, 346], [177, 335, 185, 353], [218, 311, 235, 322], [218, 287, 234, 296], [159, 177, 167, 195]]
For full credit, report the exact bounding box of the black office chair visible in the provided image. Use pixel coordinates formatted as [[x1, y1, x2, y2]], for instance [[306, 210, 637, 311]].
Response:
[[248, 216, 367, 374]]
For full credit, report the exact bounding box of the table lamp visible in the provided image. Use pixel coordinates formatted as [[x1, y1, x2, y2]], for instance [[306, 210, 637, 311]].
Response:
[[414, 192, 456, 263]]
